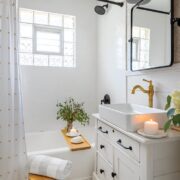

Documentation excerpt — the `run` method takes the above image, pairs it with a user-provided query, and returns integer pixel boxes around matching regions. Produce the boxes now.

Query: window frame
[132,26,150,63]
[18,8,76,68]
[33,25,64,56]
[132,38,139,62]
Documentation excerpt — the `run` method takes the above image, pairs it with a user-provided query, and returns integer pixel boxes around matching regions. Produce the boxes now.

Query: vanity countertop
[93,113,180,144]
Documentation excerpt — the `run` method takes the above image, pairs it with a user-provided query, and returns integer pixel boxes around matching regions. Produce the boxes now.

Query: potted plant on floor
[56,98,89,132]
[164,90,180,132]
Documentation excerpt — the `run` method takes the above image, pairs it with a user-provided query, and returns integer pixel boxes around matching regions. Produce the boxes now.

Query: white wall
[19,0,97,132]
[97,3,127,104]
[97,2,180,109]
[20,0,180,132]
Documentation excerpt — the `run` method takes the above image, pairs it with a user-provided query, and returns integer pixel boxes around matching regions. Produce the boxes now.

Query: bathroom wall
[97,0,180,109]
[20,0,180,132]
[97,3,127,104]
[19,0,97,132]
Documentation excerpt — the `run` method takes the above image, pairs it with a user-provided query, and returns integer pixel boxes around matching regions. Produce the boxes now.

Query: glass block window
[19,8,76,67]
[132,27,150,69]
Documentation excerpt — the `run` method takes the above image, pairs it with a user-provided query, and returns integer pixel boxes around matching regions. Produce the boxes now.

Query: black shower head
[94,4,109,15]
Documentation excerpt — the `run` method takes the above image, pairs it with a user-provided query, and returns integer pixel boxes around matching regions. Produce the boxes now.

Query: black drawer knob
[100,145,105,149]
[100,169,104,174]
[111,172,117,178]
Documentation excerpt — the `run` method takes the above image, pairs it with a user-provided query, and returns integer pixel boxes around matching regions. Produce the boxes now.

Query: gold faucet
[131,79,154,108]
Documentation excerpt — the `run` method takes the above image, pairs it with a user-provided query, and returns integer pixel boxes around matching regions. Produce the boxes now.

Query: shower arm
[97,0,124,7]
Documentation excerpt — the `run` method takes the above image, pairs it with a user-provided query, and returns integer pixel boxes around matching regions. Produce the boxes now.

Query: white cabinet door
[97,133,113,165]
[97,153,114,180]
[114,148,140,180]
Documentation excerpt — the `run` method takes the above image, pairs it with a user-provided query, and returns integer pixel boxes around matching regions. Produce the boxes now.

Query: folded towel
[28,155,72,180]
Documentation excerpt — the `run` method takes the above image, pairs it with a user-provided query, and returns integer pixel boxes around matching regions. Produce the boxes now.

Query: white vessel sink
[99,104,167,132]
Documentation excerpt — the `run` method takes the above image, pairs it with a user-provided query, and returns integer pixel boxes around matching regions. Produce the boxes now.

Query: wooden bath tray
[29,174,54,180]
[172,126,180,132]
[61,129,91,151]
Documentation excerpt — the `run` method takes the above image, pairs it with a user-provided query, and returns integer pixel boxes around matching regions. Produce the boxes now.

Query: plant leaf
[167,108,175,118]
[172,114,180,125]
[56,97,89,125]
[165,95,172,110]
[164,120,172,132]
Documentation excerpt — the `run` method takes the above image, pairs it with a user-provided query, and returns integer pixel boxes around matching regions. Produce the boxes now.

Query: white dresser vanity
[93,114,180,180]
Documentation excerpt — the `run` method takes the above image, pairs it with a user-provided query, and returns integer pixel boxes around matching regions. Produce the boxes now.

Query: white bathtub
[26,127,95,180]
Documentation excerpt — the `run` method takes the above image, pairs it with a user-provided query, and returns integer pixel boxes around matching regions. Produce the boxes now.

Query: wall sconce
[172,18,180,26]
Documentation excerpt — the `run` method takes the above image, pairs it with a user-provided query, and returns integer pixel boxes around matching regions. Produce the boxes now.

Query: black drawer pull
[117,139,133,151]
[100,145,105,149]
[100,169,104,174]
[98,126,108,134]
[111,172,117,178]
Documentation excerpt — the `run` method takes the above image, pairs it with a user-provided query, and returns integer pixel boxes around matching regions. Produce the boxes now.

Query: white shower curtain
[0,0,28,180]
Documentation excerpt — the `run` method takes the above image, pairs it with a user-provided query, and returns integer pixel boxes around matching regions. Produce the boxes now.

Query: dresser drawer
[97,153,114,180]
[97,120,115,139]
[97,133,113,165]
[97,120,140,162]
[113,130,140,162]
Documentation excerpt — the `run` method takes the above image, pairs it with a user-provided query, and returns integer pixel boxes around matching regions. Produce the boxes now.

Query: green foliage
[164,95,180,132]
[164,120,172,132]
[56,98,89,125]
[172,114,180,126]
[167,108,175,118]
[165,95,172,110]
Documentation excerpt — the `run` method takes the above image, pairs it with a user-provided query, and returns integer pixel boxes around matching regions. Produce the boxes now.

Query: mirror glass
[130,0,173,71]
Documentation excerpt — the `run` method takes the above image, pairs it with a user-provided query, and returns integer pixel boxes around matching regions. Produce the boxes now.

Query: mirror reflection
[131,0,173,71]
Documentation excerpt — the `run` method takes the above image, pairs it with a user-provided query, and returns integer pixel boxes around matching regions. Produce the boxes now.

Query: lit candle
[70,128,78,136]
[144,119,159,135]
[70,128,77,133]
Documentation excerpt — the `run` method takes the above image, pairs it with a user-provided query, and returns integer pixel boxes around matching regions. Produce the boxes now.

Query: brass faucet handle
[143,79,152,85]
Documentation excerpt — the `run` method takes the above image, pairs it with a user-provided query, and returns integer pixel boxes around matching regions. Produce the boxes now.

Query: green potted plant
[56,98,89,132]
[164,90,180,132]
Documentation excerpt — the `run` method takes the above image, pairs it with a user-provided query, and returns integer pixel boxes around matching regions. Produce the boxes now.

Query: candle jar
[144,120,159,135]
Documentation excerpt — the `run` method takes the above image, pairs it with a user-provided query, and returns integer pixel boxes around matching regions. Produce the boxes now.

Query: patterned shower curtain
[0,0,28,179]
